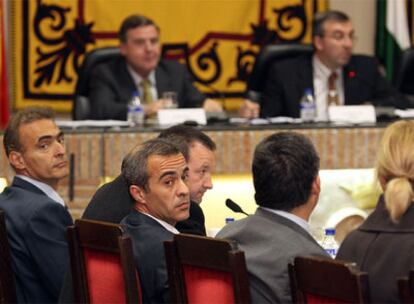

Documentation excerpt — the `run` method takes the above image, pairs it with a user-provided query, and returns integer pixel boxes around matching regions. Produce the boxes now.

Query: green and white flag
[376,0,411,81]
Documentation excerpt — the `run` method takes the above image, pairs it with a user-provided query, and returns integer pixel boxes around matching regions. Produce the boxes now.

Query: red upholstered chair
[398,270,414,303]
[67,219,142,303]
[288,256,369,304]
[0,209,17,304]
[164,233,251,304]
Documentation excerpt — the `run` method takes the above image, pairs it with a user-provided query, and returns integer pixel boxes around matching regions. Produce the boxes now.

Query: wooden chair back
[164,233,251,304]
[289,256,369,304]
[67,219,142,303]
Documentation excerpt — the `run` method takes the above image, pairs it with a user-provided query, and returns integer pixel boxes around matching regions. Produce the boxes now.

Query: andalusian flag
[376,0,411,81]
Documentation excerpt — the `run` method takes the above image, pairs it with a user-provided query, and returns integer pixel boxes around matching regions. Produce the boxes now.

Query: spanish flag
[0,0,8,129]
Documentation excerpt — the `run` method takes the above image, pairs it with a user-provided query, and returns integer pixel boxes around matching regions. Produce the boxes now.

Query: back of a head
[376,120,414,222]
[253,132,320,211]
[158,124,216,157]
[313,10,350,38]
[121,138,182,191]
[3,106,54,157]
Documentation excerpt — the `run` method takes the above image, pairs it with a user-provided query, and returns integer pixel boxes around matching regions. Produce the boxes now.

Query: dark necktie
[327,72,339,106]
[141,79,153,104]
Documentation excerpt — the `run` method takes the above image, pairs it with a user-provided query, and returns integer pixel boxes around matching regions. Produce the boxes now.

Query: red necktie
[328,72,339,106]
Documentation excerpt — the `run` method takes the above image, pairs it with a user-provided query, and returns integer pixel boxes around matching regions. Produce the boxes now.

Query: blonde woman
[337,120,414,303]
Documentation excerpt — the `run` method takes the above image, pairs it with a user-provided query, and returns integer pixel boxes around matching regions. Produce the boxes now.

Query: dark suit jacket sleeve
[157,60,206,108]
[180,67,206,108]
[26,203,73,298]
[261,62,288,118]
[369,59,407,108]
[88,64,129,120]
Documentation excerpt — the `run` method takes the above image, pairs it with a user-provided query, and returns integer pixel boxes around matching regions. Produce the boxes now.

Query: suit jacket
[121,209,173,304]
[82,175,206,235]
[0,177,73,303]
[337,196,414,303]
[89,57,206,120]
[58,175,206,303]
[216,208,329,304]
[261,54,405,118]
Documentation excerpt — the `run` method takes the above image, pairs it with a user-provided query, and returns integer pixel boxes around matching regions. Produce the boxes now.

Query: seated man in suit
[240,10,405,119]
[121,138,190,303]
[0,107,73,303]
[58,125,215,303]
[217,132,329,303]
[89,14,222,120]
[82,124,216,235]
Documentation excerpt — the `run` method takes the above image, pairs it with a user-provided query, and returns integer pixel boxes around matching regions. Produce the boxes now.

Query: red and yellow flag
[10,0,327,112]
[0,0,9,129]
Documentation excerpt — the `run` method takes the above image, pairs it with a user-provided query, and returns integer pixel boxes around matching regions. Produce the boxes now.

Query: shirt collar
[313,54,342,78]
[260,206,311,235]
[16,175,65,207]
[127,64,156,87]
[141,212,180,234]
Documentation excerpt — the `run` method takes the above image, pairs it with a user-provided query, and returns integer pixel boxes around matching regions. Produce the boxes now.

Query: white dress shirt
[127,65,158,101]
[261,206,312,236]
[141,212,180,234]
[313,55,344,121]
[16,175,65,207]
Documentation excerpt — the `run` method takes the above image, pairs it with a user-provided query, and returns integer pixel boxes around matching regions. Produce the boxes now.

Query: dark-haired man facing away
[217,132,329,303]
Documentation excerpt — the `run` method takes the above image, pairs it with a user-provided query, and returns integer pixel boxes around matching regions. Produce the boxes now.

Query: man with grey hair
[241,10,405,119]
[0,107,73,302]
[120,138,190,303]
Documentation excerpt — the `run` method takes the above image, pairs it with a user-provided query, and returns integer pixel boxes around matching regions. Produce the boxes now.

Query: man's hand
[144,100,165,117]
[239,99,260,118]
[203,98,223,112]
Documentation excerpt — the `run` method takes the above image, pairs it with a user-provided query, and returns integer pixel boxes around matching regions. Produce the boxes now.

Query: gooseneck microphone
[225,199,250,216]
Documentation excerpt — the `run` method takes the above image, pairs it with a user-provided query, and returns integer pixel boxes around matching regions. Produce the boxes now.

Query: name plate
[157,108,207,126]
[328,105,376,124]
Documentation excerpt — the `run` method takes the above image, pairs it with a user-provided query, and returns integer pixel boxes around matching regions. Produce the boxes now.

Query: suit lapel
[155,61,171,97]
[118,58,139,101]
[342,60,358,104]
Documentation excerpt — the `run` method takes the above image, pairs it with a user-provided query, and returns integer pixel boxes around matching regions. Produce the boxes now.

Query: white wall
[330,0,376,55]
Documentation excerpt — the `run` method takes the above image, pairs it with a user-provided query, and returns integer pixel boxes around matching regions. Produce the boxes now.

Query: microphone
[225,199,249,216]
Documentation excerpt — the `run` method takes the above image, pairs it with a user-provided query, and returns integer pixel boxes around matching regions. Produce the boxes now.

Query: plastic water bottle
[127,91,144,126]
[321,228,339,258]
[300,88,316,122]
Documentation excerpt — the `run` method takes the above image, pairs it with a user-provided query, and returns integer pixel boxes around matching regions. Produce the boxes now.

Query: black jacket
[261,54,406,118]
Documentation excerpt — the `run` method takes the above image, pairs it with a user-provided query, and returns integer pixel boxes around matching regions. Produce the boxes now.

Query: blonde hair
[376,120,414,223]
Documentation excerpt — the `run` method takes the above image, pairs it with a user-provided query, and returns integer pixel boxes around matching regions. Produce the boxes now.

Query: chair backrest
[0,209,17,304]
[398,270,414,303]
[73,47,122,120]
[164,234,251,304]
[67,219,142,304]
[289,256,369,304]
[395,47,414,95]
[246,43,313,102]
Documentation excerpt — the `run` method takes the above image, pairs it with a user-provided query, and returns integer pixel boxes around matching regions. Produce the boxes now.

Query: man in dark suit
[89,14,222,120]
[240,10,405,119]
[217,132,329,303]
[58,125,215,303]
[82,124,216,236]
[0,107,73,303]
[120,138,190,303]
